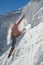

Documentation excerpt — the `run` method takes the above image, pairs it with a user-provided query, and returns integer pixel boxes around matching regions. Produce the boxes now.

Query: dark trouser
[8,35,17,58]
[11,35,17,49]
[11,34,20,48]
[8,35,20,58]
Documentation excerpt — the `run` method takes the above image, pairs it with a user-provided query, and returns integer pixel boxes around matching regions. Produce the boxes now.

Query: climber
[8,14,26,58]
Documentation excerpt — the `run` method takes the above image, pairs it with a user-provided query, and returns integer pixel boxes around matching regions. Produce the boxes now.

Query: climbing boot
[8,47,14,58]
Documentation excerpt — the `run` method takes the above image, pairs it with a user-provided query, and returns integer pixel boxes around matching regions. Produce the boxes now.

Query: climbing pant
[8,35,17,58]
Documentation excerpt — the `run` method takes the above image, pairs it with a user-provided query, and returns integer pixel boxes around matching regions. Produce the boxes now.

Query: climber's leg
[8,35,16,58]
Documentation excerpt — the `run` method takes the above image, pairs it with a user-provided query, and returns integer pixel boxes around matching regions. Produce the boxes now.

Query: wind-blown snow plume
[7,24,13,45]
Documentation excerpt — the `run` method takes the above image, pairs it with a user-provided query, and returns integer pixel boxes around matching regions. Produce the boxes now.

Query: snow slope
[0,0,43,65]
[22,0,43,27]
[0,22,43,65]
[0,0,43,55]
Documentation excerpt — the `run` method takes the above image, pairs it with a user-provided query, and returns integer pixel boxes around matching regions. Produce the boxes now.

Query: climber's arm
[20,28,26,34]
[17,14,25,25]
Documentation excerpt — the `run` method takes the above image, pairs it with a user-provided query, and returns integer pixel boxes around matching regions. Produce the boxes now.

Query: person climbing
[8,14,26,58]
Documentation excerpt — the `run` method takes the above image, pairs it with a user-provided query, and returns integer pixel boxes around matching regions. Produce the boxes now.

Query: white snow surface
[0,22,43,65]
[0,0,43,65]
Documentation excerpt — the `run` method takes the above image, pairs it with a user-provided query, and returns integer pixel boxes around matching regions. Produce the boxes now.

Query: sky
[0,0,31,15]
